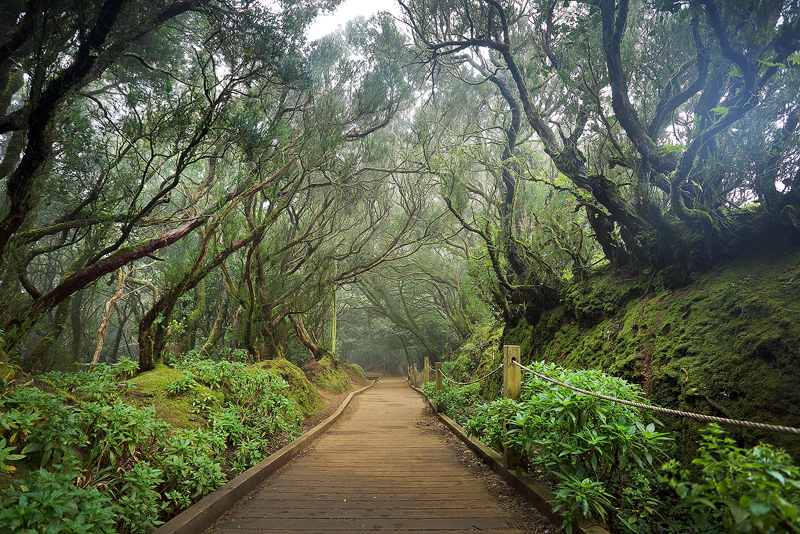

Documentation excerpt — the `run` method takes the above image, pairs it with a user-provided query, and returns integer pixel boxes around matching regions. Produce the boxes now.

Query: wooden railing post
[412,366,418,388]
[423,357,430,385]
[435,362,443,413]
[503,345,521,469]
[503,345,521,401]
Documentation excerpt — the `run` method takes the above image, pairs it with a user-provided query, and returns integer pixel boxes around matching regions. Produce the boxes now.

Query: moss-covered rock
[301,355,355,393]
[126,364,223,429]
[342,360,367,382]
[258,358,322,415]
[0,360,22,382]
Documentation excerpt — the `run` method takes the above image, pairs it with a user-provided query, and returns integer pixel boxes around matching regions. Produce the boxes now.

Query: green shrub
[663,424,800,533]
[421,371,483,426]
[165,374,199,397]
[0,461,116,534]
[459,362,673,533]
[158,431,225,513]
[116,463,164,533]
[1,354,304,533]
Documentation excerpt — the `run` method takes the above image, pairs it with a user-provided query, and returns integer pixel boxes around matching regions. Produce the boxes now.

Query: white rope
[514,361,800,436]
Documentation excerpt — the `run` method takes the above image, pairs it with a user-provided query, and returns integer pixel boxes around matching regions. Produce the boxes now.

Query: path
[212,377,526,533]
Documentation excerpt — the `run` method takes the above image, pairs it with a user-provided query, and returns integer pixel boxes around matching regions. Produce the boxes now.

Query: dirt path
[212,377,555,533]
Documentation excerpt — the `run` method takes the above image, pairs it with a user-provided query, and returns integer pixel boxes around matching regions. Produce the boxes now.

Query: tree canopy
[1,0,799,371]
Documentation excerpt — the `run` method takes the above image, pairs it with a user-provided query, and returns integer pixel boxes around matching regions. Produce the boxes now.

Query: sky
[306,0,402,41]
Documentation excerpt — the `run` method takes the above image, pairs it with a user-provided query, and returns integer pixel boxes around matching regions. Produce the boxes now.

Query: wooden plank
[221,517,513,530]
[230,501,500,511]
[212,378,526,534]
[231,508,509,519]
[218,530,526,534]
[249,490,493,499]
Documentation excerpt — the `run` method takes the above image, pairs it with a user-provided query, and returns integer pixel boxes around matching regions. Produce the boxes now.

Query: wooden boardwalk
[213,377,525,534]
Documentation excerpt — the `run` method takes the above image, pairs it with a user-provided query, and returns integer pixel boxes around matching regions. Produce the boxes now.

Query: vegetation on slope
[504,246,800,460]
[0,353,360,533]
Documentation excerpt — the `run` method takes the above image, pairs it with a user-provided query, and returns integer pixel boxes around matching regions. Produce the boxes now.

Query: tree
[399,0,800,297]
[0,0,340,366]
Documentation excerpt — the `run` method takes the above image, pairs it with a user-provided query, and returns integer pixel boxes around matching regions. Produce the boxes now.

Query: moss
[126,364,223,430]
[301,355,352,393]
[469,247,800,463]
[258,358,322,415]
[342,360,367,381]
[0,360,22,382]
[441,320,505,400]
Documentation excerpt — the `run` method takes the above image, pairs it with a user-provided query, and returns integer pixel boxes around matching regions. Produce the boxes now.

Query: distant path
[213,377,525,533]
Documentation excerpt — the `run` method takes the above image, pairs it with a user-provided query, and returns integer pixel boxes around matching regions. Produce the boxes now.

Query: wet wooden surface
[213,377,524,533]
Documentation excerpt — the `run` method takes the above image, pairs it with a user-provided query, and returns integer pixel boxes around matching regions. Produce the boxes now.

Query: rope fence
[513,360,800,436]
[408,346,800,437]
[426,360,504,386]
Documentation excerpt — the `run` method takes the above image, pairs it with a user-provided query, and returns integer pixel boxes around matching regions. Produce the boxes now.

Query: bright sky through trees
[306,0,401,40]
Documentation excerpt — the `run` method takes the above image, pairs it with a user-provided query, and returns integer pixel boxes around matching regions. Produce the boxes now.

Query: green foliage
[663,425,800,533]
[511,246,800,463]
[0,352,304,532]
[116,463,164,533]
[258,358,322,416]
[458,362,673,532]
[165,373,199,396]
[0,461,116,534]
[551,474,612,534]
[0,438,25,473]
[173,354,303,475]
[159,431,225,512]
[421,379,482,427]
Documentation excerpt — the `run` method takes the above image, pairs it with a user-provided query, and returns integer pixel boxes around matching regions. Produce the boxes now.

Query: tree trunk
[69,288,85,365]
[3,214,208,352]
[108,301,129,363]
[19,253,85,371]
[91,268,126,365]
[185,279,205,351]
[291,314,327,359]
[137,292,178,371]
[21,297,71,373]
[199,287,227,357]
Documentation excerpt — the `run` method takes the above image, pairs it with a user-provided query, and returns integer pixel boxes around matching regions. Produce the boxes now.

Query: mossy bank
[469,246,800,461]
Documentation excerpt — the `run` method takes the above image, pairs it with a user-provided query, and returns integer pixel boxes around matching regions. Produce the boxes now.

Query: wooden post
[412,366,418,388]
[435,362,443,413]
[503,345,521,469]
[503,345,521,401]
[423,357,430,385]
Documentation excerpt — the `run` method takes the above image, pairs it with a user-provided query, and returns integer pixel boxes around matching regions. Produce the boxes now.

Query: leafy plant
[158,431,225,513]
[421,378,483,426]
[191,391,218,415]
[116,463,165,534]
[663,424,800,533]
[457,362,673,532]
[552,473,612,534]
[0,462,117,534]
[165,374,199,397]
[0,438,25,473]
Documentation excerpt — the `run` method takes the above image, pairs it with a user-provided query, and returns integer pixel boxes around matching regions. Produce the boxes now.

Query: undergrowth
[424,362,800,534]
[0,354,303,533]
